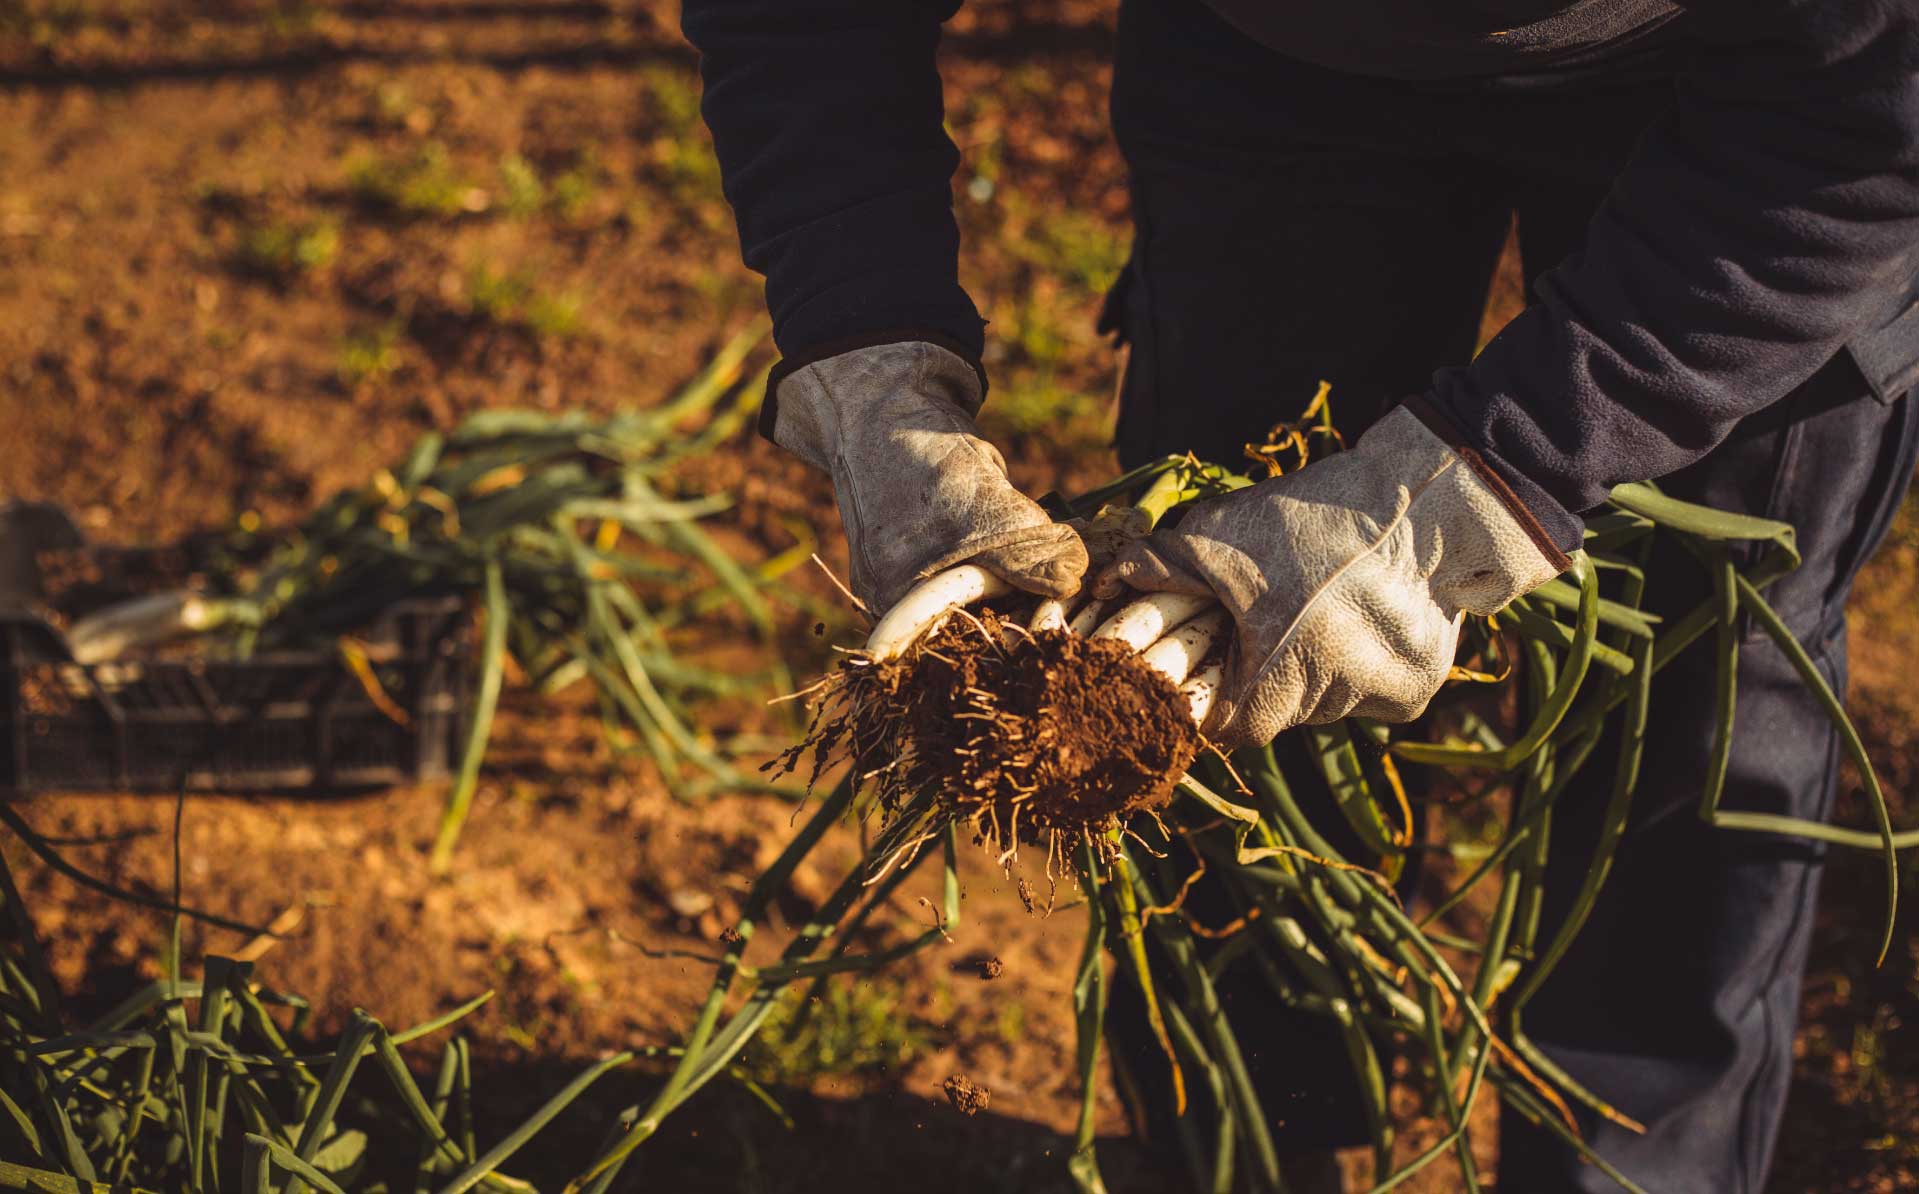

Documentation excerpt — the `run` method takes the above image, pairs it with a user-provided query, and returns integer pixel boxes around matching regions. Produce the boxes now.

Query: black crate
[0,598,469,795]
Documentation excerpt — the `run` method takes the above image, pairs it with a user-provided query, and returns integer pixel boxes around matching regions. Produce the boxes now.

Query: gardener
[681,1,1919,1190]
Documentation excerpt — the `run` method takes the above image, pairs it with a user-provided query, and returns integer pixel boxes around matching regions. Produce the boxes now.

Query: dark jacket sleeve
[1426,0,1919,549]
[680,0,986,363]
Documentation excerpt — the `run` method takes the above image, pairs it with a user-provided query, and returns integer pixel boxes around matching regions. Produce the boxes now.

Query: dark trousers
[1102,1,1919,1189]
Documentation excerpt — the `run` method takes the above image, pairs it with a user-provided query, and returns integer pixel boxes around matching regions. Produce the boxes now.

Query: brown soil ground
[2,3,1916,1192]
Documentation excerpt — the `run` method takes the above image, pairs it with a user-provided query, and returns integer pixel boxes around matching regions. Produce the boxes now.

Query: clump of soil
[942,1074,991,1117]
[774,608,1202,868]
[904,620,1196,828]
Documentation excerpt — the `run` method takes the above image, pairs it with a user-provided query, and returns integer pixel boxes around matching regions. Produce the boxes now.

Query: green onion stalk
[0,813,661,1193]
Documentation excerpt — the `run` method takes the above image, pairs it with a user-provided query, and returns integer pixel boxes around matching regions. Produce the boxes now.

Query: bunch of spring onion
[565,437,1914,1194]
[0,825,671,1194]
[61,323,803,869]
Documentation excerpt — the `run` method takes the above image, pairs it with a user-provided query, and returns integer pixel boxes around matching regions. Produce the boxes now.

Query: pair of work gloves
[769,341,1567,749]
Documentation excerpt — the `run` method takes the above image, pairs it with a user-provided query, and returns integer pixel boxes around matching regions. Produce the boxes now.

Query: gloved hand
[768,340,1088,614]
[1095,404,1569,748]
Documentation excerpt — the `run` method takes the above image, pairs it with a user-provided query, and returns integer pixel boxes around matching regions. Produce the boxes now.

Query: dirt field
[2,2,1915,1191]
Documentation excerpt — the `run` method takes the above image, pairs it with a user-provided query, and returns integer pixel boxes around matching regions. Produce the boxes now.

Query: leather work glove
[1096,404,1570,749]
[767,340,1088,614]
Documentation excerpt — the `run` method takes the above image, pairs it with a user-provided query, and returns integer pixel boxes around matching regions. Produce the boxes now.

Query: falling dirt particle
[718,926,743,947]
[813,621,826,637]
[942,1075,989,1117]
[980,956,1004,980]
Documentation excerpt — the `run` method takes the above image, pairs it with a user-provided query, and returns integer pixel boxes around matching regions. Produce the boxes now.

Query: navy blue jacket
[681,0,1919,544]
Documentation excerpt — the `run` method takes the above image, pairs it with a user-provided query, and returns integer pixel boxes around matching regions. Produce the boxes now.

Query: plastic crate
[0,598,469,795]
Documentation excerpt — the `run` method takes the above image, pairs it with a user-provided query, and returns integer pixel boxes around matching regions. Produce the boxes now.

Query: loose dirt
[943,1074,992,1117]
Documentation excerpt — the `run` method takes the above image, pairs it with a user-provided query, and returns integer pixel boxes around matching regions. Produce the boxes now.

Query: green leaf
[1067,843,1109,1194]
[429,554,510,872]
[244,1134,350,1194]
[1608,482,1799,566]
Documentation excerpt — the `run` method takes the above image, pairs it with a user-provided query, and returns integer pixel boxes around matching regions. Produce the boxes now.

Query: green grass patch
[984,377,1102,437]
[467,264,583,338]
[1001,190,1128,295]
[741,977,931,1084]
[637,65,725,219]
[994,999,1027,1046]
[346,142,487,218]
[638,64,704,137]
[337,317,406,385]
[499,152,546,218]
[266,0,321,36]
[550,160,598,219]
[977,288,1110,447]
[234,216,339,278]
[498,151,600,221]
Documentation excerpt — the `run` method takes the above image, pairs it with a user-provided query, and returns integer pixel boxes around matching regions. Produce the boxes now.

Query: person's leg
[1106,0,1512,472]
[1101,0,1512,1180]
[1494,183,1919,1192]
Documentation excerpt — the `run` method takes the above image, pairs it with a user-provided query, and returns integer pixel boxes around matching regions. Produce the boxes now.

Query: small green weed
[639,64,703,136]
[467,264,583,338]
[692,265,760,318]
[994,999,1027,1046]
[337,317,406,385]
[1002,190,1128,295]
[985,377,1103,438]
[550,160,598,219]
[525,291,582,338]
[235,217,339,278]
[346,143,486,218]
[978,287,1109,444]
[650,137,723,212]
[267,0,321,36]
[638,66,724,217]
[499,153,546,218]
[372,80,413,123]
[365,79,436,134]
[497,152,599,220]
[742,977,930,1084]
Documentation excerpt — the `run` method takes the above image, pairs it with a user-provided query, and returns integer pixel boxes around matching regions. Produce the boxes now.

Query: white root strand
[1180,659,1225,726]
[1091,591,1215,652]
[996,605,1037,652]
[1138,609,1228,686]
[864,565,1013,660]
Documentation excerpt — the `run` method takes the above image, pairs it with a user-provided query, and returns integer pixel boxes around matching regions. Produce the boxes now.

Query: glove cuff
[760,332,988,446]
[1399,397,1573,574]
[764,339,988,474]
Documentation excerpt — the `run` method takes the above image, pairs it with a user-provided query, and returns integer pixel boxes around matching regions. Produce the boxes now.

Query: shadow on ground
[391,1055,1171,1194]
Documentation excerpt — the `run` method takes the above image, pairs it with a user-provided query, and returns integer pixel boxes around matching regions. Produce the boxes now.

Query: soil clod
[777,610,1202,867]
[942,1074,990,1117]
